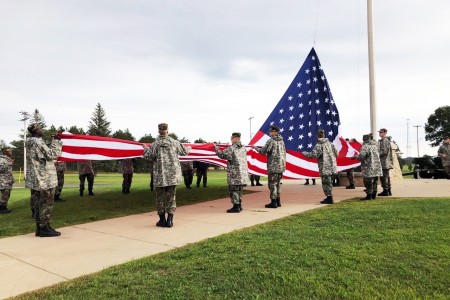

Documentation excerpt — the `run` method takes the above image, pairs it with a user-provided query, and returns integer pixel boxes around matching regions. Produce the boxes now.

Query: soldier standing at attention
[180,161,194,189]
[377,128,393,196]
[194,161,209,187]
[302,129,338,204]
[119,158,134,194]
[352,134,382,200]
[250,175,263,186]
[0,147,15,214]
[253,125,286,208]
[214,132,249,213]
[78,160,95,196]
[437,135,450,179]
[54,161,66,202]
[143,123,190,228]
[26,123,63,237]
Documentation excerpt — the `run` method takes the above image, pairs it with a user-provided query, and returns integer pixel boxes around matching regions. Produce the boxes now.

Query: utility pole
[19,111,30,180]
[413,125,422,157]
[367,0,377,138]
[248,117,254,142]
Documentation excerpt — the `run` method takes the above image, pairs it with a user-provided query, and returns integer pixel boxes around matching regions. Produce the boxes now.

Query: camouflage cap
[158,123,168,130]
[378,128,387,133]
[363,134,371,141]
[270,125,279,132]
[27,123,41,134]
[231,132,241,138]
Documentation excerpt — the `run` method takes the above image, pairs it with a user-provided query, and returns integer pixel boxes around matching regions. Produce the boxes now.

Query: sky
[1,0,449,157]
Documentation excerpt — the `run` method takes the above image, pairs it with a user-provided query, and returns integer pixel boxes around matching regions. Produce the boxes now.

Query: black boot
[0,205,11,214]
[79,189,84,197]
[239,201,243,211]
[320,196,334,204]
[31,208,36,218]
[166,213,174,228]
[360,194,372,201]
[276,197,281,207]
[312,179,316,185]
[54,194,64,202]
[346,183,355,189]
[372,192,377,200]
[265,199,278,208]
[304,180,310,185]
[88,190,95,196]
[122,187,126,194]
[227,204,241,213]
[126,188,130,194]
[47,224,61,235]
[388,188,392,196]
[378,189,389,196]
[156,214,166,227]
[38,224,61,237]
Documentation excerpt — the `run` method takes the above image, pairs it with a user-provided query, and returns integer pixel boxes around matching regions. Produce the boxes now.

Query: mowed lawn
[0,170,246,238]
[13,197,450,300]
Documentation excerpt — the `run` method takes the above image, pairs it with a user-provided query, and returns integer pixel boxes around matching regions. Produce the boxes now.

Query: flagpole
[367,0,377,137]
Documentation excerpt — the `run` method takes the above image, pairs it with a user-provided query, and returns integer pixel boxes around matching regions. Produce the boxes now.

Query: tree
[179,137,190,143]
[168,133,178,140]
[87,103,111,137]
[29,109,47,129]
[112,129,135,141]
[138,134,155,143]
[194,138,207,143]
[68,125,86,135]
[425,105,450,146]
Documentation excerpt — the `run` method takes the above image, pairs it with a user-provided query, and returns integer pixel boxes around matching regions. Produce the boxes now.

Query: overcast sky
[1,0,449,156]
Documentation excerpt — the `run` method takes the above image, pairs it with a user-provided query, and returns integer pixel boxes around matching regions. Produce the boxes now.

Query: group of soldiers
[1,122,449,235]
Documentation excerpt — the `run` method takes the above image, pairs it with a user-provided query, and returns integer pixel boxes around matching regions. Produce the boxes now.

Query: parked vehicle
[412,156,448,179]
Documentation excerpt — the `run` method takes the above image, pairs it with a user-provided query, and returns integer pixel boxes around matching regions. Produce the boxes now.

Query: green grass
[1,170,245,238]
[13,198,450,300]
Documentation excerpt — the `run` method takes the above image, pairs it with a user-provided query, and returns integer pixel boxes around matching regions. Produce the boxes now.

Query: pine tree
[29,109,47,129]
[87,103,111,137]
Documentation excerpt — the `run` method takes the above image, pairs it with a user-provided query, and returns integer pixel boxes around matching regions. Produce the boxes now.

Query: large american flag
[248,47,360,178]
[57,48,360,178]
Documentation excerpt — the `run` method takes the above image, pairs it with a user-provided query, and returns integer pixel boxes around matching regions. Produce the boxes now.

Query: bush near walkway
[15,198,450,300]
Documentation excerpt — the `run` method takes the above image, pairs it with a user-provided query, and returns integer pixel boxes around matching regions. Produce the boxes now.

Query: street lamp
[413,125,422,157]
[19,111,30,180]
[248,117,254,141]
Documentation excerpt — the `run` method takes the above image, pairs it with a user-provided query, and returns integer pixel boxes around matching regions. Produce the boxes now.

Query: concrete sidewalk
[1,179,449,299]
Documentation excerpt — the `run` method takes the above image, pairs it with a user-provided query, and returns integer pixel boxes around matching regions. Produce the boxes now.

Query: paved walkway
[1,179,449,299]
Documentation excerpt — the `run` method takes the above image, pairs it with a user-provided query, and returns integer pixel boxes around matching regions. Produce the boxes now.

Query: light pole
[406,119,410,163]
[19,111,30,180]
[413,125,422,157]
[248,117,254,142]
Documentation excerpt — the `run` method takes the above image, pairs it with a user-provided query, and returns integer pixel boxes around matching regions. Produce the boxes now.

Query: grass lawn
[1,170,249,238]
[13,197,450,300]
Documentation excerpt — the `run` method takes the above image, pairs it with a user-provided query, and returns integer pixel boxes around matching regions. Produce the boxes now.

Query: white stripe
[62,139,143,150]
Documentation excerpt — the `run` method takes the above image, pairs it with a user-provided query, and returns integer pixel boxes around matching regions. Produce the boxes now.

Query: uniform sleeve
[255,139,272,155]
[37,139,62,161]
[302,144,322,158]
[356,146,368,161]
[378,139,390,158]
[143,144,156,160]
[0,160,7,173]
[177,142,191,156]
[215,145,233,160]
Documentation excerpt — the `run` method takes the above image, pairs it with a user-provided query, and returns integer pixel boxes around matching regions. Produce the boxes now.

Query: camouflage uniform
[55,161,66,199]
[303,138,338,197]
[378,136,393,191]
[78,161,95,196]
[143,135,190,214]
[356,139,382,196]
[25,137,63,227]
[214,142,249,205]
[119,159,134,193]
[254,133,286,201]
[148,160,154,191]
[437,142,450,177]
[194,161,209,187]
[180,161,194,188]
[0,154,15,208]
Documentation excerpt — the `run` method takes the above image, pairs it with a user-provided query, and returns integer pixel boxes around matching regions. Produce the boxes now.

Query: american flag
[249,47,360,178]
[57,48,360,177]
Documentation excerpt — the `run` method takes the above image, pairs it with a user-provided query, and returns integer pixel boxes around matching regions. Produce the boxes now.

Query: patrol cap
[231,132,241,138]
[270,125,279,132]
[378,128,387,133]
[363,134,371,141]
[158,123,168,131]
[27,123,41,134]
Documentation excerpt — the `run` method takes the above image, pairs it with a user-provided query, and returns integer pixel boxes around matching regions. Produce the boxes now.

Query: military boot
[377,189,389,196]
[79,186,84,197]
[265,199,277,208]
[320,196,334,204]
[156,214,166,227]
[47,224,61,235]
[125,188,130,194]
[276,197,281,207]
[371,192,377,200]
[38,224,61,237]
[239,201,243,211]
[166,213,174,228]
[31,208,36,218]
[54,194,64,202]
[227,204,241,213]
[122,187,126,194]
[0,205,11,214]
[88,189,95,196]
[360,194,372,201]
[346,183,355,189]
[388,188,392,196]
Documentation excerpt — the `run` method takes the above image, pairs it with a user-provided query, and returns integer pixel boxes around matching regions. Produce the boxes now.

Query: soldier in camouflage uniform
[302,130,338,204]
[377,128,393,196]
[148,159,154,191]
[437,135,450,179]
[353,134,382,200]
[119,158,134,194]
[54,161,66,202]
[26,124,63,237]
[143,123,190,228]
[253,125,286,208]
[194,161,209,187]
[78,160,95,196]
[0,147,15,214]
[180,161,194,189]
[214,132,249,213]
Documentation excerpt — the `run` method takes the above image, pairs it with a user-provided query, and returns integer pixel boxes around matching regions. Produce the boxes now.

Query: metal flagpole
[367,0,377,138]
